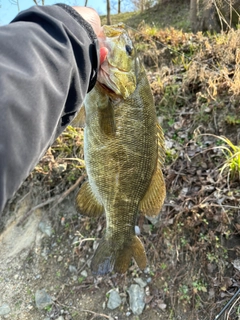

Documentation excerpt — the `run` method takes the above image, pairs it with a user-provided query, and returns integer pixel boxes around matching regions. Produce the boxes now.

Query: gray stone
[69,265,77,274]
[80,270,88,277]
[134,277,147,288]
[146,214,161,225]
[56,316,64,320]
[233,259,240,272]
[107,289,122,310]
[0,303,11,316]
[127,284,145,315]
[35,289,52,310]
[134,226,140,235]
[38,221,52,237]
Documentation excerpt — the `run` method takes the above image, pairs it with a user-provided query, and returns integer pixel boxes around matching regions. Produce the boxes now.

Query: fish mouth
[98,82,115,95]
[97,66,122,98]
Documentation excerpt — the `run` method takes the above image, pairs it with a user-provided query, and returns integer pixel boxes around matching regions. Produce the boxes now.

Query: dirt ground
[0,193,175,320]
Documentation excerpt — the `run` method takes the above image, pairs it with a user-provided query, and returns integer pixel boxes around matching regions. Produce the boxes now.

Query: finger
[99,47,108,64]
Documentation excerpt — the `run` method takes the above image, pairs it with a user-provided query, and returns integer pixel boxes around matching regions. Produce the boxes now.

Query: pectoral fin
[98,100,116,136]
[76,181,104,217]
[139,123,166,217]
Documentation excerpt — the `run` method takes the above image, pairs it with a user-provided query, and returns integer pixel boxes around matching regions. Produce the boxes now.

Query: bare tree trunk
[190,0,198,32]
[107,0,111,25]
[201,0,221,33]
[85,0,88,6]
[32,0,44,4]
[118,0,121,13]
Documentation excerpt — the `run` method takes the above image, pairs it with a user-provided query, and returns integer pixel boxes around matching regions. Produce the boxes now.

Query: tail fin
[91,236,147,275]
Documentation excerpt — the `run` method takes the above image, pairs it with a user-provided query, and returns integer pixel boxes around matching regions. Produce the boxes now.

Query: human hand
[72,6,108,65]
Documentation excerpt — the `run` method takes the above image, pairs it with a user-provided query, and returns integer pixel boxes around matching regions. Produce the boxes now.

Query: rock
[107,289,122,310]
[134,278,147,288]
[38,221,52,237]
[0,303,11,316]
[80,270,88,277]
[56,316,64,320]
[134,226,140,235]
[69,265,78,274]
[127,284,145,315]
[232,259,240,272]
[54,163,67,173]
[35,289,52,310]
[146,214,161,226]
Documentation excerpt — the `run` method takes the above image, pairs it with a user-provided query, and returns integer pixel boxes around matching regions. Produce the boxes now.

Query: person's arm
[0,4,99,213]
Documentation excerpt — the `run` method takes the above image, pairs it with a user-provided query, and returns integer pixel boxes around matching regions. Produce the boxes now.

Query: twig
[17,174,86,226]
[51,174,86,208]
[54,299,112,319]
[226,294,240,319]
[214,288,240,320]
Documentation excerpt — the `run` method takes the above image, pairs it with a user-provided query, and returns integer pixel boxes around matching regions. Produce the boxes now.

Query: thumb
[99,47,108,64]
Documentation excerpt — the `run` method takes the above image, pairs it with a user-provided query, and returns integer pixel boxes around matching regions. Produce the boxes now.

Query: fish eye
[125,44,133,56]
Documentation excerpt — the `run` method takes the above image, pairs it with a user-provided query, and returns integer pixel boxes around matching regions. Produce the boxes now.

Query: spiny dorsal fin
[139,123,166,217]
[76,181,104,217]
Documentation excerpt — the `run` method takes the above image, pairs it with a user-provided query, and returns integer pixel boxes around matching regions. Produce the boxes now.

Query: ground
[1,3,240,320]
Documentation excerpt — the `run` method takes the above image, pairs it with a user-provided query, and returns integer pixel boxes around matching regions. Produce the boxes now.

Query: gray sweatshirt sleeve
[0,4,99,212]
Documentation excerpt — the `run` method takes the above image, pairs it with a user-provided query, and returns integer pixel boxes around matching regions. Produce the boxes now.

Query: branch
[17,174,86,226]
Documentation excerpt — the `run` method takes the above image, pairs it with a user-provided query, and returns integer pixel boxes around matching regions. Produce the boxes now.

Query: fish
[75,24,166,275]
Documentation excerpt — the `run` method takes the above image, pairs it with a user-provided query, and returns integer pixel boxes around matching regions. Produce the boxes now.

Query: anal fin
[76,181,104,217]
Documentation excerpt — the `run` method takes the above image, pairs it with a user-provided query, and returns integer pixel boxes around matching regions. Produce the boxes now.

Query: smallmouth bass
[76,24,166,275]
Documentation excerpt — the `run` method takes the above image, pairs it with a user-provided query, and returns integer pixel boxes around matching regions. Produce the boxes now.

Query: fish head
[98,24,138,99]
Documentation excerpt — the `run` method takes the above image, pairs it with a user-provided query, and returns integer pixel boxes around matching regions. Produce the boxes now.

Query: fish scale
[75,24,166,275]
